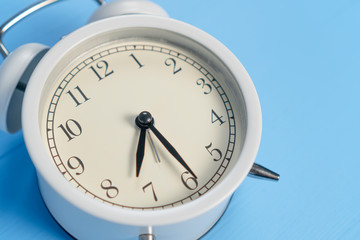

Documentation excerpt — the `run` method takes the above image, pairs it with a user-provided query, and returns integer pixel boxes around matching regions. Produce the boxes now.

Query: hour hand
[136,127,146,177]
[135,111,154,177]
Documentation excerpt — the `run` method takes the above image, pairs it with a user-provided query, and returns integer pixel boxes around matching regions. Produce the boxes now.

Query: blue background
[1,0,360,239]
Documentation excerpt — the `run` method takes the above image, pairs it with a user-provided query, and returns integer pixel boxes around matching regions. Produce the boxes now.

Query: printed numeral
[101,179,119,199]
[66,86,90,107]
[211,109,225,126]
[196,78,212,94]
[142,182,158,202]
[89,60,114,81]
[165,57,182,75]
[58,119,82,141]
[129,53,144,68]
[67,156,85,175]
[181,171,198,190]
[205,143,222,162]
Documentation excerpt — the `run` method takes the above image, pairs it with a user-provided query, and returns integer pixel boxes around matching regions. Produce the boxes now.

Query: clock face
[40,38,243,209]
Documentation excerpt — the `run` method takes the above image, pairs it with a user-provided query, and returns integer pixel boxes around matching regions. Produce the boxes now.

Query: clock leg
[139,234,155,240]
[249,163,280,181]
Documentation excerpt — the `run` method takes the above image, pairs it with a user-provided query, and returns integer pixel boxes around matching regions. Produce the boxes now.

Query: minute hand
[149,124,197,179]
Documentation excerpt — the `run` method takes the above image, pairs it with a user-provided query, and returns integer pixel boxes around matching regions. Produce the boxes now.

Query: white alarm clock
[0,1,279,239]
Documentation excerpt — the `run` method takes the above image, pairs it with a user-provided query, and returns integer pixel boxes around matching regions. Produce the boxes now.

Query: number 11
[66,86,90,107]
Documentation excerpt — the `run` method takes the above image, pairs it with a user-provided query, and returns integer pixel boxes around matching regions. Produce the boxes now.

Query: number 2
[165,57,182,75]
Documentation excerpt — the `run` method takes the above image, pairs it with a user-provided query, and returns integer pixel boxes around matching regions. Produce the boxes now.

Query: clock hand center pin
[136,111,154,129]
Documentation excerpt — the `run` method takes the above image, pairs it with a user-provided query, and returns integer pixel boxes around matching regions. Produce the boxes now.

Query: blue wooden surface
[1,0,360,239]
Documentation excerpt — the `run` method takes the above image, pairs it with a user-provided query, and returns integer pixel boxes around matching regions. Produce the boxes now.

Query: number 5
[205,143,223,161]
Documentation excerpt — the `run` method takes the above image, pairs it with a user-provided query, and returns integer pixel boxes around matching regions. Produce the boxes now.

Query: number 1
[129,53,144,68]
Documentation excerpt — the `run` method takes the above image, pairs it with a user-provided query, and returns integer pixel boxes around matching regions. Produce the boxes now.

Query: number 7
[142,182,158,202]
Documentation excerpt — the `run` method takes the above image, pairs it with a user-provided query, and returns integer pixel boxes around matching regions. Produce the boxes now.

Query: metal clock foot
[139,234,156,240]
[249,163,280,181]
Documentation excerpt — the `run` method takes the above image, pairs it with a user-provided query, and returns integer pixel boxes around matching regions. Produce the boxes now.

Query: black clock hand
[135,111,154,177]
[149,122,197,179]
[136,126,146,177]
[136,111,197,179]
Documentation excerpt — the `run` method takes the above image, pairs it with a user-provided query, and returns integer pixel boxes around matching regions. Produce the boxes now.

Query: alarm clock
[0,1,279,239]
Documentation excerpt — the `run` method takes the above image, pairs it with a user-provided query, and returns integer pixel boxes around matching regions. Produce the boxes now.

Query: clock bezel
[22,15,262,226]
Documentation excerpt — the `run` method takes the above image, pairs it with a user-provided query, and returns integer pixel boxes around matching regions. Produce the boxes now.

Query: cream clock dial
[41,40,241,209]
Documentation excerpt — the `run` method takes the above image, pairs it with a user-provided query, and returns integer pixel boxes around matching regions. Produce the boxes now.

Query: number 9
[67,156,85,175]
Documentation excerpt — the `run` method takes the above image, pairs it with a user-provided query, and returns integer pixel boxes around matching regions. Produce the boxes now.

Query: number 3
[196,78,212,94]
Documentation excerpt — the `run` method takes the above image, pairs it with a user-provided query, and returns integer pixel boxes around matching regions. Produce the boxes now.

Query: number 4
[211,109,225,126]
